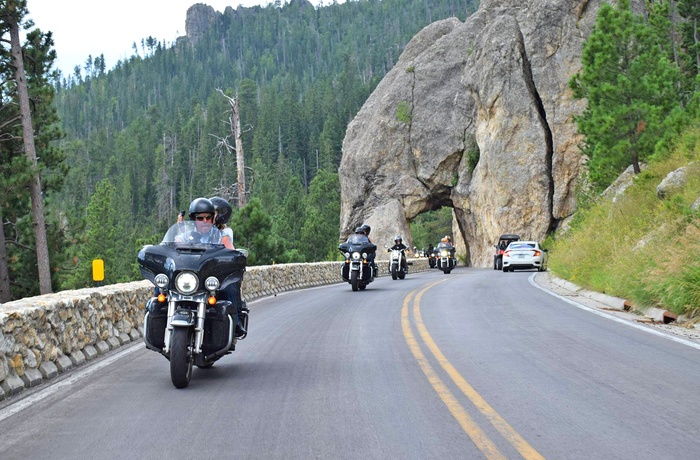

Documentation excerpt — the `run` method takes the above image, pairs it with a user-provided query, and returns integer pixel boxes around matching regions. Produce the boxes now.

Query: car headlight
[154,274,169,288]
[352,252,361,260]
[175,271,198,295]
[205,276,220,291]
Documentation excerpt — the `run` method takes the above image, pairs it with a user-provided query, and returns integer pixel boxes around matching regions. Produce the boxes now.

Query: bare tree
[214,88,249,208]
[4,3,52,294]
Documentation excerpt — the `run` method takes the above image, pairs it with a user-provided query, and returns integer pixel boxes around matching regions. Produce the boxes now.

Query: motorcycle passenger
[210,196,235,249]
[360,224,378,277]
[209,197,247,338]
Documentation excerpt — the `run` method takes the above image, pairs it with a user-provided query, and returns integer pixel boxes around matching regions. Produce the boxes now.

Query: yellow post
[92,259,105,283]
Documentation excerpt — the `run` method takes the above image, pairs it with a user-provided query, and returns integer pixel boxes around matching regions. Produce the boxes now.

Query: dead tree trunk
[9,15,53,294]
[216,89,247,208]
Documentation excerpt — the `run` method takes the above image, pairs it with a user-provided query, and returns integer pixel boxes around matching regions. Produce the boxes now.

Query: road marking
[0,343,142,423]
[528,273,700,351]
[412,282,545,460]
[401,285,507,460]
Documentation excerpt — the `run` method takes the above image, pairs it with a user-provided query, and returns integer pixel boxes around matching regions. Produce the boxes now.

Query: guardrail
[0,258,430,400]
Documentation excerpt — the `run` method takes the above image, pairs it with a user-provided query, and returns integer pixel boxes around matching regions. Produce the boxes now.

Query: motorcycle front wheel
[351,271,360,291]
[391,264,398,280]
[170,327,193,388]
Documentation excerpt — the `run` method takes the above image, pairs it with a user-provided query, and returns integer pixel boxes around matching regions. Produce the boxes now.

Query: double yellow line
[401,280,545,460]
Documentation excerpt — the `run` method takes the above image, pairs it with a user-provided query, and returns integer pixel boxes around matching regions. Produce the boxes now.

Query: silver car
[502,241,548,272]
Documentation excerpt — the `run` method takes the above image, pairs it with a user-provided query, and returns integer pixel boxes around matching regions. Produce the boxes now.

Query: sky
[24,0,282,77]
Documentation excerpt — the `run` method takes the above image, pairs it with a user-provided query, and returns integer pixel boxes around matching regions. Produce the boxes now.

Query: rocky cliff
[339,0,643,266]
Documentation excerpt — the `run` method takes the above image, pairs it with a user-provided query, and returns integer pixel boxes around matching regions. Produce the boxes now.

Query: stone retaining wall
[0,258,430,400]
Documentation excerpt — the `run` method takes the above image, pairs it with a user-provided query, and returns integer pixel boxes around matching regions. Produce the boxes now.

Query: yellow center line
[412,282,546,460]
[401,286,507,460]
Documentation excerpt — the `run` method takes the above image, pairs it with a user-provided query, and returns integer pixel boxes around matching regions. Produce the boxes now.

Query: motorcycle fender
[350,262,361,271]
[171,308,195,327]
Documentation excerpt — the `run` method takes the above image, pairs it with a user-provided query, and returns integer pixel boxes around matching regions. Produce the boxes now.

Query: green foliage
[410,207,453,251]
[569,0,681,191]
[395,100,412,124]
[549,123,700,316]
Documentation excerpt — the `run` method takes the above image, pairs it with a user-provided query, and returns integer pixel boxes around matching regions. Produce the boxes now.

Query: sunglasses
[195,215,213,221]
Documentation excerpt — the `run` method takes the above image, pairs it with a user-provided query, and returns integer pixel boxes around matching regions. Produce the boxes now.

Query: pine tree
[569,0,681,190]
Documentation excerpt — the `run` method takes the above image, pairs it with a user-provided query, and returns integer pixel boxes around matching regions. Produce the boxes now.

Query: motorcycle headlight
[205,276,220,291]
[344,252,350,259]
[362,253,368,259]
[154,274,169,288]
[441,250,449,257]
[175,271,198,295]
[352,252,361,260]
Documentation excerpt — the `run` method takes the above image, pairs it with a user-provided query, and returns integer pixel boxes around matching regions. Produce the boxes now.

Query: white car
[502,241,548,272]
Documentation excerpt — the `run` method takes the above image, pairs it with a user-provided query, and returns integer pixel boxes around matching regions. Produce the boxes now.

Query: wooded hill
[3,0,475,299]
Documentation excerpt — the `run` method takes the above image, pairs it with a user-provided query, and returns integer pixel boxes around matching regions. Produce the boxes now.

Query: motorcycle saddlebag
[202,302,233,357]
[144,297,168,351]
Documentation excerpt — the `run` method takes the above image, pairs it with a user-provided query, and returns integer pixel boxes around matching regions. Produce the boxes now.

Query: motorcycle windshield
[339,234,377,253]
[162,221,223,247]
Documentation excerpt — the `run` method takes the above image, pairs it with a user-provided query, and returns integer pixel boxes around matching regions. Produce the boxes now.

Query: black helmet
[210,196,232,225]
[394,235,402,243]
[355,226,366,234]
[361,224,371,236]
[188,197,215,220]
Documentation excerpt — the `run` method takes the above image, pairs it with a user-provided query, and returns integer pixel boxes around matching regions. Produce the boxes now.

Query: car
[493,233,520,270]
[502,241,547,272]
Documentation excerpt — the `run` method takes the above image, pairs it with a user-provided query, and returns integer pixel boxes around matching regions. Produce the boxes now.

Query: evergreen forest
[0,0,474,300]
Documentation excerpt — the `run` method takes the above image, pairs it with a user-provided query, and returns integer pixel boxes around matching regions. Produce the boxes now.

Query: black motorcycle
[435,242,456,274]
[138,221,248,388]
[339,234,377,291]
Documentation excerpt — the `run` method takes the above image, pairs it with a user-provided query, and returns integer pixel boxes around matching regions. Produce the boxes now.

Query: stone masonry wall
[0,258,430,400]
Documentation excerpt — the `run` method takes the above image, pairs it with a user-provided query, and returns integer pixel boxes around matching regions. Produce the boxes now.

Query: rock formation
[339,0,643,266]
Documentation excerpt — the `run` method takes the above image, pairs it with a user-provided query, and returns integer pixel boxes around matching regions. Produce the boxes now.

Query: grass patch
[549,126,700,316]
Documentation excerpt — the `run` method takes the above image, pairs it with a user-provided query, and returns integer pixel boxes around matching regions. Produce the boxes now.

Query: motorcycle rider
[355,225,378,277]
[388,235,409,272]
[173,197,222,244]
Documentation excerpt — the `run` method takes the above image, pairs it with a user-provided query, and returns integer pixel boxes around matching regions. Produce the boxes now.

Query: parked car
[502,241,547,272]
[493,233,520,270]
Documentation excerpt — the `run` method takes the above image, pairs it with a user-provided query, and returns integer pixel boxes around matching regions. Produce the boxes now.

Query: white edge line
[0,343,142,423]
[528,273,700,351]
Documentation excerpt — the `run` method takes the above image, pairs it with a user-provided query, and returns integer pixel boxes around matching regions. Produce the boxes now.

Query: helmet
[394,235,402,243]
[188,197,215,220]
[361,224,371,236]
[355,226,366,234]
[444,235,451,242]
[210,196,232,225]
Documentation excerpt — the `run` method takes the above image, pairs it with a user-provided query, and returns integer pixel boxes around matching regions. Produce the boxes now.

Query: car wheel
[502,267,508,272]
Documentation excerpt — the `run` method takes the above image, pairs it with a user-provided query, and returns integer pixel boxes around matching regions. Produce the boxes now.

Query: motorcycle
[339,234,377,291]
[138,221,248,388]
[387,247,409,280]
[436,243,456,274]
[428,248,438,268]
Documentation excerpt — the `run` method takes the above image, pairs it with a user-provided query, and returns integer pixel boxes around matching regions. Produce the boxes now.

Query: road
[1,267,699,459]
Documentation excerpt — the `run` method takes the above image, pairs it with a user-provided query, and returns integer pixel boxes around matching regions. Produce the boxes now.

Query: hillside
[548,126,700,321]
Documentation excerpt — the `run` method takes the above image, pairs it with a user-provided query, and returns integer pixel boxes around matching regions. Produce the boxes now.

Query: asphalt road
[1,267,699,459]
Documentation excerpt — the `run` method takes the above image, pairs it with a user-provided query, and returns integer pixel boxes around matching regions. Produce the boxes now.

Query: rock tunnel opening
[408,206,455,255]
